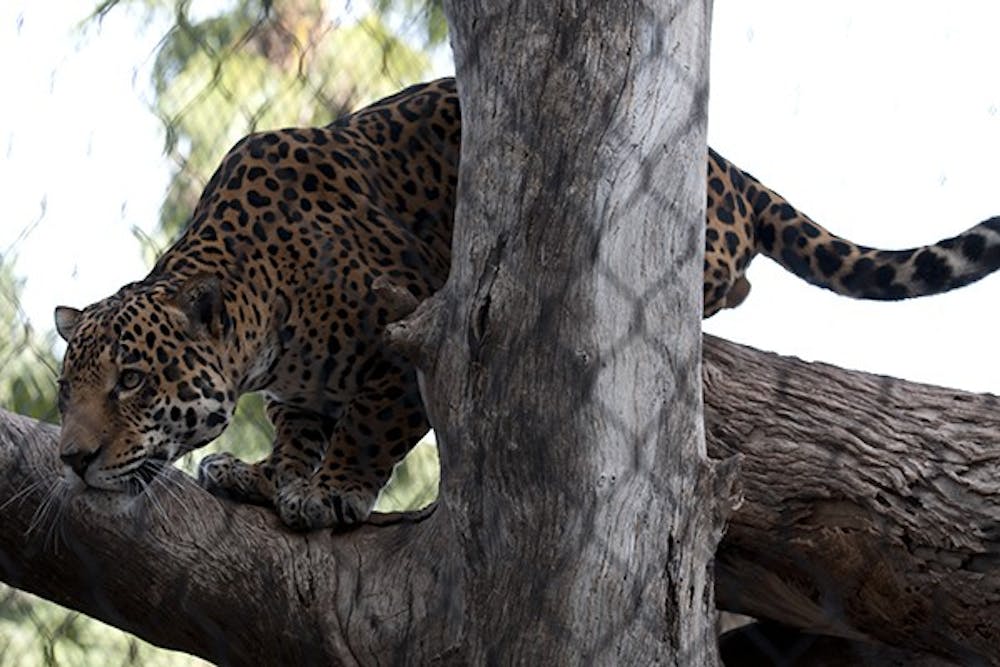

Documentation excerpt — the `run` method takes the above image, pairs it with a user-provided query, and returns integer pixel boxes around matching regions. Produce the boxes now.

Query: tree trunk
[393,0,723,661]
[1,0,722,664]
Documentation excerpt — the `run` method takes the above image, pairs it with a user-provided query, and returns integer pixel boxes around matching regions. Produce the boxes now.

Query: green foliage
[374,0,447,48]
[0,257,59,424]
[145,0,438,249]
[0,587,211,666]
[374,434,440,512]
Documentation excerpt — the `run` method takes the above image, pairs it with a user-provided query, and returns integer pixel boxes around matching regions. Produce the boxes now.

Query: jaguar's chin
[60,470,88,494]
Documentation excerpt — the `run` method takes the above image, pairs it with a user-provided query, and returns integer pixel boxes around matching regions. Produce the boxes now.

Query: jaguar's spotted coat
[54,78,1000,529]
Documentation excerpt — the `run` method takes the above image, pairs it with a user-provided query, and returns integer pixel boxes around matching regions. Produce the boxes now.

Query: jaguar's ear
[54,306,83,342]
[175,273,226,339]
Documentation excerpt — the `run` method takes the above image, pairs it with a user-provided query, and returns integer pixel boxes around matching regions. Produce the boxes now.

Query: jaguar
[54,77,1000,530]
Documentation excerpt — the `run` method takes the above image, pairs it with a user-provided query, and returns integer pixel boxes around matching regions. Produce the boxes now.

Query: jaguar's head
[54,274,236,491]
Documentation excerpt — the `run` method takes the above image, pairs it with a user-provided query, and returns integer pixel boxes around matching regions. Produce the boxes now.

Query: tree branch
[705,335,1000,663]
[4,337,998,663]
[0,413,458,665]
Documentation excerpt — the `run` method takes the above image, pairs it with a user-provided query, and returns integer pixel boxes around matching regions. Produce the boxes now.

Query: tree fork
[3,336,999,663]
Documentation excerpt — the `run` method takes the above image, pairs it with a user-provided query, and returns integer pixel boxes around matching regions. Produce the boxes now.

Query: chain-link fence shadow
[0,0,972,664]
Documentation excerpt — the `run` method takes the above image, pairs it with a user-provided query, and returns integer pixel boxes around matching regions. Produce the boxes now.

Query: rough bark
[3,335,999,664]
[0,411,459,665]
[407,0,723,662]
[705,336,1000,664]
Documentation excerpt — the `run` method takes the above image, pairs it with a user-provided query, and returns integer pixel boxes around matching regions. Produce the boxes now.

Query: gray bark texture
[2,333,999,664]
[1,0,726,664]
[706,337,1000,664]
[398,0,724,662]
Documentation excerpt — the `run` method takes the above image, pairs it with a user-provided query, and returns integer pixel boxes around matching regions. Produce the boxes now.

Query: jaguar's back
[54,77,1000,530]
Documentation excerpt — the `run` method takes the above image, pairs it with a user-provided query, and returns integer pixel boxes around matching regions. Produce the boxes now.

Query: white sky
[0,1,168,333]
[1,1,998,393]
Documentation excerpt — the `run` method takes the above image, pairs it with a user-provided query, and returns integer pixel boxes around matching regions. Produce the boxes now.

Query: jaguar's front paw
[196,452,274,505]
[274,478,376,531]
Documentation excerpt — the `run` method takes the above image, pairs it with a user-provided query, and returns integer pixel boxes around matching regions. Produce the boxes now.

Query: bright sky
[1,1,998,393]
[0,1,168,333]
[705,2,1000,393]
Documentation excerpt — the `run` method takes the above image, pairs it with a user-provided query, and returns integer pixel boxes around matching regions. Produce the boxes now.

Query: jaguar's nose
[60,444,102,479]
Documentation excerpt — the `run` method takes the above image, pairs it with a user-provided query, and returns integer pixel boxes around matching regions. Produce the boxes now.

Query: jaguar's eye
[118,369,146,391]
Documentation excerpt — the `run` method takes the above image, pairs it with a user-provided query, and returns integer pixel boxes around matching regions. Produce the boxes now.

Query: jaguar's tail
[732,154,1000,301]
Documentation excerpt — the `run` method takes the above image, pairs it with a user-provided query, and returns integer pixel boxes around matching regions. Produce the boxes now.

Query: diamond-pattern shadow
[0,0,947,664]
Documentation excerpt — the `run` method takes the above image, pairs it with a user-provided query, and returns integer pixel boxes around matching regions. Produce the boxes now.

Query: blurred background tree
[1,0,446,663]
[0,256,59,425]
[143,0,444,244]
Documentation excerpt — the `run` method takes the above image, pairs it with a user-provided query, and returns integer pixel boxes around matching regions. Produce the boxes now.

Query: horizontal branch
[705,335,1000,663]
[1,335,998,663]
[0,414,456,665]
